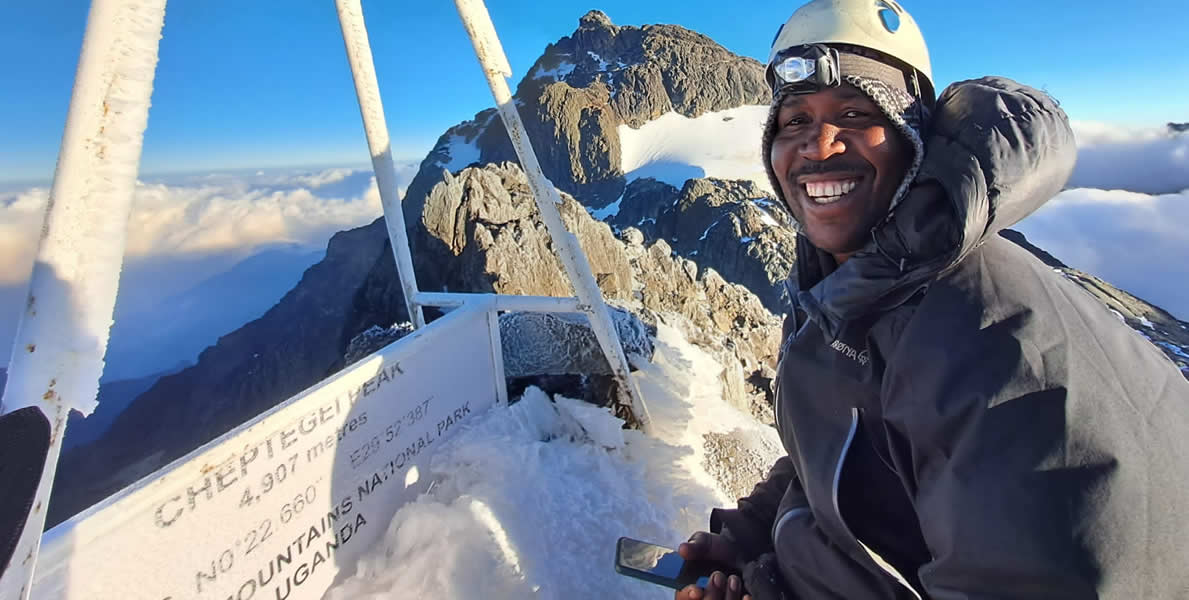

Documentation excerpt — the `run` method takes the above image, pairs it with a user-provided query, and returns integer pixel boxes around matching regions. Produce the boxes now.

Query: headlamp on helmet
[767,45,842,99]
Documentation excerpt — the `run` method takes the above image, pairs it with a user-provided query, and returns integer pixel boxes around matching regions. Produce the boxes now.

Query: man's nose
[799,123,846,161]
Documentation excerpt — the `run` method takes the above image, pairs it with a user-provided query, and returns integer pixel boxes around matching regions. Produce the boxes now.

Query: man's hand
[673,571,750,600]
[673,532,749,600]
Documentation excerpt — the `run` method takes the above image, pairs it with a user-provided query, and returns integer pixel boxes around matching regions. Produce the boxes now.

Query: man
[676,1,1189,598]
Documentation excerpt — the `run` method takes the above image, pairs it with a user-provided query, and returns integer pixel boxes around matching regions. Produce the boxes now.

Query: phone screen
[614,537,714,590]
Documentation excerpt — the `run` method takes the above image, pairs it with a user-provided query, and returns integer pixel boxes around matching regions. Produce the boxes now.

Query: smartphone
[614,536,719,590]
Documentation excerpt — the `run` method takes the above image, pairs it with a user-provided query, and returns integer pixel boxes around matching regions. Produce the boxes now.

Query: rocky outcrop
[610,177,797,314]
[413,161,633,299]
[409,161,782,416]
[517,10,769,128]
[619,232,783,421]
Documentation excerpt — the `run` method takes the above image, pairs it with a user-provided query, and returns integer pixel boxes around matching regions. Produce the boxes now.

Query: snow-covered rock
[325,323,784,599]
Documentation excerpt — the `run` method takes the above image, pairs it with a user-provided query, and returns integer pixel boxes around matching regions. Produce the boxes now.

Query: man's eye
[842,110,868,119]
[784,115,807,127]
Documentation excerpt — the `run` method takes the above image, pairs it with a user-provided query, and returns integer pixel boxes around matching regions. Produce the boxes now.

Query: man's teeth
[804,179,858,204]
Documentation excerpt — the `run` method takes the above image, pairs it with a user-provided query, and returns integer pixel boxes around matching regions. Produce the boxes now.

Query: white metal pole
[0,0,168,597]
[452,0,652,431]
[335,0,425,329]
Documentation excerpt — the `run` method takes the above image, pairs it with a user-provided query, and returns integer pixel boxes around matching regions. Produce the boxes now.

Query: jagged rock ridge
[401,9,768,226]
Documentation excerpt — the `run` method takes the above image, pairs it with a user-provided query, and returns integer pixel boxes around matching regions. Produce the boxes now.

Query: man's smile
[797,173,865,205]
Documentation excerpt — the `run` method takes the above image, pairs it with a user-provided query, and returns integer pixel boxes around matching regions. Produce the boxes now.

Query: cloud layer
[0,166,421,286]
[1068,122,1189,195]
[0,165,417,367]
[1016,187,1189,319]
[1012,123,1189,320]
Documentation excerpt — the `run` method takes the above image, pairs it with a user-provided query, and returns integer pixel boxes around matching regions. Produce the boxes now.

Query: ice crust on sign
[326,322,783,599]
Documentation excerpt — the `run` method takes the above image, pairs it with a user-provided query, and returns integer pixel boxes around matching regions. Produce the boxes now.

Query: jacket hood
[793,77,1077,339]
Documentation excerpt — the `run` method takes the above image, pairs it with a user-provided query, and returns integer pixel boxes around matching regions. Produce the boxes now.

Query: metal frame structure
[0,0,651,597]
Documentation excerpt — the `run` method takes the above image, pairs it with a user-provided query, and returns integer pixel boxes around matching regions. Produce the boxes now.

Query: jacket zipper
[832,408,923,600]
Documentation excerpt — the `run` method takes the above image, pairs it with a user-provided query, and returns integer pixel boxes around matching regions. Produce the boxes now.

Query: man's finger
[679,531,710,560]
[703,571,727,600]
[727,574,743,600]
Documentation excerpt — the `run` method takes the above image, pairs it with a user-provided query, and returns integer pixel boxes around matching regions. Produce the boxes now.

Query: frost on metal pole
[0,0,167,597]
[334,0,425,329]
[452,0,653,432]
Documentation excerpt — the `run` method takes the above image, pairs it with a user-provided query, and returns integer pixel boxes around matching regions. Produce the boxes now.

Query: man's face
[769,85,911,261]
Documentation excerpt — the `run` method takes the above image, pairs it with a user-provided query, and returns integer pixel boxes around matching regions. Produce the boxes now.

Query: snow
[591,193,624,220]
[1109,309,1126,323]
[326,322,783,599]
[739,236,754,244]
[532,60,576,82]
[587,50,610,71]
[618,106,774,192]
[699,219,722,241]
[752,200,781,227]
[1139,315,1156,329]
[442,134,481,172]
[1157,342,1189,361]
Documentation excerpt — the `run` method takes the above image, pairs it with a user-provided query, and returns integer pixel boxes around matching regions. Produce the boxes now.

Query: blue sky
[2,0,1186,184]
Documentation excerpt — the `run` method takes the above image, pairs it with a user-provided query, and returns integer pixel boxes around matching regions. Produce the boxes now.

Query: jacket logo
[830,339,870,366]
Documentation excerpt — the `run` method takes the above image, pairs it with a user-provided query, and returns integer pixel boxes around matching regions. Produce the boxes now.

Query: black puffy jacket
[712,78,1189,599]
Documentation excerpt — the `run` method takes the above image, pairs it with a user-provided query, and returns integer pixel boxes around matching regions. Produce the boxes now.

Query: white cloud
[1015,187,1189,320]
[289,167,358,188]
[0,166,423,285]
[0,165,419,366]
[1069,121,1189,195]
[123,176,381,258]
[0,188,46,285]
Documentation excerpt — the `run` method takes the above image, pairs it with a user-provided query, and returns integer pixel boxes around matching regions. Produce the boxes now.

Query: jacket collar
[791,182,959,341]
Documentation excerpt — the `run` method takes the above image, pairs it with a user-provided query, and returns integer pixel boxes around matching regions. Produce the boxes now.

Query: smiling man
[674,1,1189,599]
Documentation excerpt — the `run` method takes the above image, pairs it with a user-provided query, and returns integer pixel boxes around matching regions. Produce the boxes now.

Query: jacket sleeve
[709,455,798,563]
[717,462,916,600]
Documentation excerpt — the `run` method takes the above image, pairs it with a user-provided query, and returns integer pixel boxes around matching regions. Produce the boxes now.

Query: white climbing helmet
[767,0,933,100]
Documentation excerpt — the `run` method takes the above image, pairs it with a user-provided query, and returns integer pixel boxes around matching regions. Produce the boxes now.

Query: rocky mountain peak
[578,9,616,31]
[401,11,768,216]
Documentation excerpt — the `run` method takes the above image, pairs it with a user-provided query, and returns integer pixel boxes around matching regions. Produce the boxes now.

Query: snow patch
[1157,342,1189,361]
[591,193,624,220]
[699,219,722,241]
[587,50,610,71]
[327,323,783,598]
[532,60,576,82]
[442,134,481,172]
[618,106,773,191]
[1139,315,1156,329]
